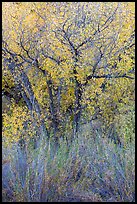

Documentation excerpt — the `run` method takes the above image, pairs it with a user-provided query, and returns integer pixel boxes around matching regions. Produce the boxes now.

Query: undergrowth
[2,124,135,202]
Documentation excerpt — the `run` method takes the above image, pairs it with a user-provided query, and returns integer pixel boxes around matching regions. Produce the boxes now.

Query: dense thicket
[2,3,135,202]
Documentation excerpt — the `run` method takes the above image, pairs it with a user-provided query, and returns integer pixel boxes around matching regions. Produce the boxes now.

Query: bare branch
[84,73,134,85]
[20,38,34,61]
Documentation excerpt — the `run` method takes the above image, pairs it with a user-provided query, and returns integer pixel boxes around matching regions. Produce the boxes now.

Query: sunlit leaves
[2,2,135,144]
[3,103,33,145]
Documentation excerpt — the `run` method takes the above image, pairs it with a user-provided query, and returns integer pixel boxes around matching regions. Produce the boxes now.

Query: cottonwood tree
[2,2,135,149]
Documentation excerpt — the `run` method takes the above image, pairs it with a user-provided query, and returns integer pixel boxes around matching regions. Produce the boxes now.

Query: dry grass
[2,123,135,202]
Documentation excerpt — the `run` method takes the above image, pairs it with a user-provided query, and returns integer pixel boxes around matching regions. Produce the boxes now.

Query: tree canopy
[2,2,135,148]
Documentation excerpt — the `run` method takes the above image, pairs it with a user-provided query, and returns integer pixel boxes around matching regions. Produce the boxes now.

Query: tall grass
[2,123,135,202]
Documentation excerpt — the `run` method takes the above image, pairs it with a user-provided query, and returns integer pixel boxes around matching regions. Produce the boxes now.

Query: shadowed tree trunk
[72,79,82,140]
[5,58,49,141]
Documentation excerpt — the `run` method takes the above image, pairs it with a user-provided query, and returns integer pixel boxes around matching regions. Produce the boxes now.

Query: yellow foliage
[2,2,135,143]
[2,102,35,146]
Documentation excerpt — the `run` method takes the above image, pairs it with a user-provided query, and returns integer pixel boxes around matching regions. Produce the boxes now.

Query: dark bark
[37,67,60,148]
[73,80,82,136]
[72,64,83,140]
[5,58,49,141]
[46,78,59,145]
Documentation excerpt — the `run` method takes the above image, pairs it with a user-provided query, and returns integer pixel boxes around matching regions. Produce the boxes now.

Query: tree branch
[84,73,134,85]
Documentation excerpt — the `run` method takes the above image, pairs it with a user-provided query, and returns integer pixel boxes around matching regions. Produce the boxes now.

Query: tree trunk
[46,78,59,150]
[72,79,82,141]
[6,58,49,141]
[33,65,60,154]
